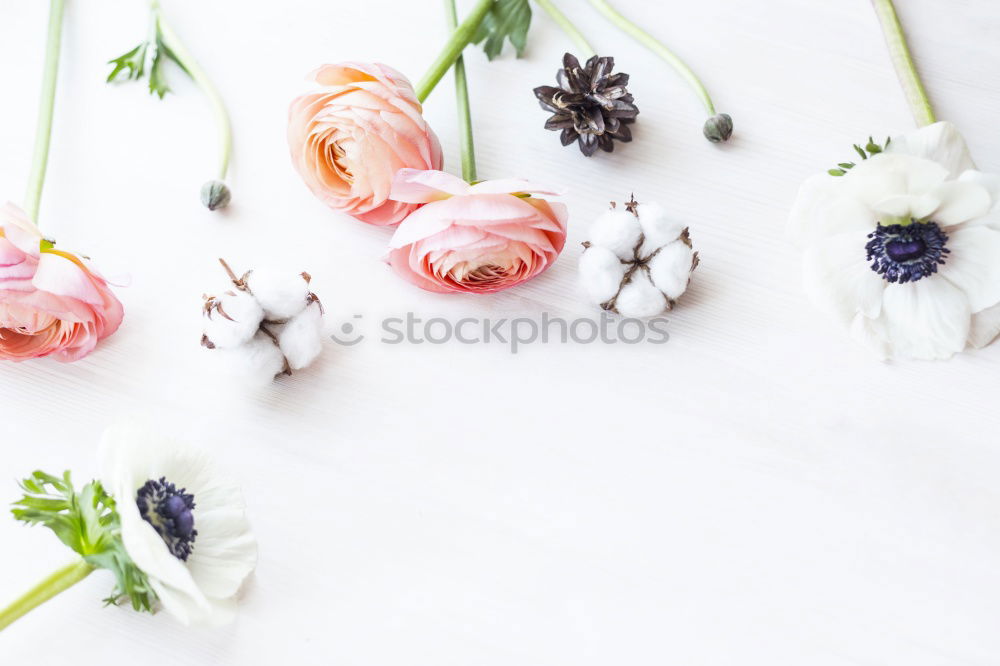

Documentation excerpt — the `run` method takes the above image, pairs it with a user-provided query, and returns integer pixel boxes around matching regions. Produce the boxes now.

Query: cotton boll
[202,290,264,349]
[277,302,324,370]
[614,273,668,318]
[588,209,642,260]
[217,333,286,387]
[244,268,311,320]
[648,240,696,300]
[636,202,687,256]
[579,246,627,304]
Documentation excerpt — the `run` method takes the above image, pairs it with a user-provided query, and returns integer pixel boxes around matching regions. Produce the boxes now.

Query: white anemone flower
[789,121,1000,360]
[99,423,257,625]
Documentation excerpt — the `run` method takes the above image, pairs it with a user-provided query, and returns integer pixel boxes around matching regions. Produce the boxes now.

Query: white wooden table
[1,0,999,663]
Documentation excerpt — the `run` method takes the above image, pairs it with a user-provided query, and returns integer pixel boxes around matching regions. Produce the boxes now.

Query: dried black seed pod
[533,53,639,157]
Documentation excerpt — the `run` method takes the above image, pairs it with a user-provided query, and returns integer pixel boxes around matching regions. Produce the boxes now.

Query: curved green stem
[153,1,232,179]
[871,0,936,127]
[23,0,66,225]
[415,0,493,104]
[0,560,94,632]
[535,0,596,59]
[446,0,477,182]
[588,0,716,116]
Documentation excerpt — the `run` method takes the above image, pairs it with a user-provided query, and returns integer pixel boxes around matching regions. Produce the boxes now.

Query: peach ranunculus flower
[288,62,443,227]
[386,169,569,293]
[0,203,123,362]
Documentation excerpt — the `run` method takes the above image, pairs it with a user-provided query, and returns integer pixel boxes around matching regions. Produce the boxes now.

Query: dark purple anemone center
[865,220,950,283]
[136,477,197,561]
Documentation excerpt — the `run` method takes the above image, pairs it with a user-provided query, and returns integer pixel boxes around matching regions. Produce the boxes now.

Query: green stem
[415,0,494,104]
[535,0,596,58]
[153,1,232,179]
[871,0,936,127]
[0,560,94,632]
[23,0,66,225]
[446,0,477,182]
[588,0,716,116]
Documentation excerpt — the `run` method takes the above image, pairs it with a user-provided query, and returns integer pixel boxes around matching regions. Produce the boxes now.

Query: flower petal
[787,173,868,245]
[926,180,991,226]
[958,169,1000,212]
[390,168,470,203]
[887,121,975,177]
[879,278,971,360]
[32,251,103,305]
[968,302,1000,349]
[938,226,1000,312]
[185,507,257,599]
[801,231,886,323]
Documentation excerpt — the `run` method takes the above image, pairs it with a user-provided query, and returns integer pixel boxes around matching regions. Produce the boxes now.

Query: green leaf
[12,471,157,613]
[107,43,147,83]
[473,0,532,60]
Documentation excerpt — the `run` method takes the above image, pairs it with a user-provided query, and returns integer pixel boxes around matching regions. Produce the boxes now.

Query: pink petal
[32,251,103,306]
[390,169,470,203]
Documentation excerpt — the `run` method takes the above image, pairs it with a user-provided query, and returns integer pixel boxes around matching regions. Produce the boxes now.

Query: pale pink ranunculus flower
[288,62,443,227]
[0,202,123,362]
[386,169,569,294]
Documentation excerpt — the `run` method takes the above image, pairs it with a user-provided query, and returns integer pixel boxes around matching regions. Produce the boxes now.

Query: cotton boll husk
[245,268,311,320]
[217,333,286,387]
[588,209,642,260]
[635,202,687,256]
[579,246,627,304]
[202,291,264,349]
[648,240,695,301]
[614,273,668,318]
[277,302,324,370]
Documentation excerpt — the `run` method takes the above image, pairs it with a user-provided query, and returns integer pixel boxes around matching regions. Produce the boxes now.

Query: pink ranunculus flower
[288,62,443,227]
[386,169,569,293]
[0,202,123,362]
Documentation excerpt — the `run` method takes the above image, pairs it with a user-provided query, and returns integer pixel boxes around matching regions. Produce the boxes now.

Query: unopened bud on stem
[201,180,231,211]
[703,113,733,143]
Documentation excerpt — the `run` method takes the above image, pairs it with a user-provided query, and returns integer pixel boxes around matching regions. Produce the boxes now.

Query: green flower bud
[703,113,733,143]
[201,180,231,211]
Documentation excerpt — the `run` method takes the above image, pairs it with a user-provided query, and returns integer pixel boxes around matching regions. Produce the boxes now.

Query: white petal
[614,273,667,318]
[846,154,948,208]
[879,278,971,360]
[587,209,642,260]
[849,313,890,360]
[186,508,257,599]
[151,579,237,627]
[872,193,940,223]
[958,170,1000,212]
[801,231,886,323]
[968,302,1000,348]
[938,226,1000,312]
[633,202,685,256]
[788,173,871,245]
[277,302,324,370]
[579,246,626,305]
[926,181,991,227]
[887,121,976,177]
[647,240,695,301]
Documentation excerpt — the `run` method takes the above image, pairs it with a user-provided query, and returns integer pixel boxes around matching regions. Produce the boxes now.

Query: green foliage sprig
[829,136,892,176]
[12,471,156,612]
[473,0,532,60]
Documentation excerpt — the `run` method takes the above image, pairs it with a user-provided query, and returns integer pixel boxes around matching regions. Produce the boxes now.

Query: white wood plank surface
[1,0,999,663]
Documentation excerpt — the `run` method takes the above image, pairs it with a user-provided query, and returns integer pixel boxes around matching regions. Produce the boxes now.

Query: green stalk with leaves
[107,0,233,210]
[0,472,155,632]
